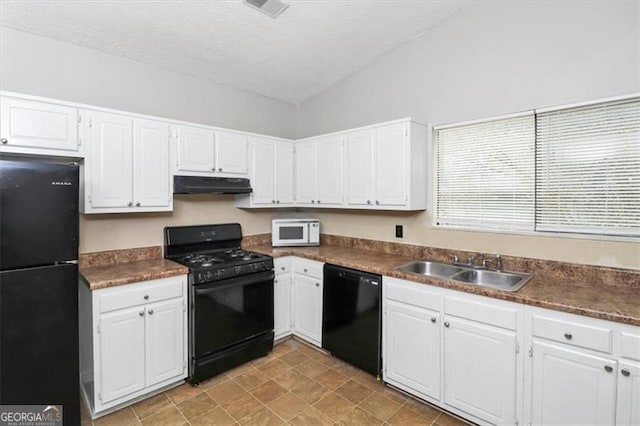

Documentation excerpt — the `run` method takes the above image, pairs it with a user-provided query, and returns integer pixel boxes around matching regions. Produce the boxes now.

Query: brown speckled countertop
[244,243,640,327]
[79,247,188,290]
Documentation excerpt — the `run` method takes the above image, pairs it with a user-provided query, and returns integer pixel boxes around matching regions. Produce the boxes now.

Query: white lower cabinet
[274,257,293,340]
[617,360,640,426]
[79,275,187,418]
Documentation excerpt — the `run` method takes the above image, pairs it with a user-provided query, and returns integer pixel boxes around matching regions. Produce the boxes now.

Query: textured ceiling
[0,0,468,104]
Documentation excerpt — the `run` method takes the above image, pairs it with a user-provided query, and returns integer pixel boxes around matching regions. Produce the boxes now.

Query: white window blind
[435,113,535,231]
[536,97,640,236]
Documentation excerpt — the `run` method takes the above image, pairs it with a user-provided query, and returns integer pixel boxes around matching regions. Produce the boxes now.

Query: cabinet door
[133,119,170,208]
[443,317,517,425]
[344,130,375,206]
[617,361,640,426]
[0,96,79,152]
[316,136,343,206]
[90,112,133,208]
[293,274,322,345]
[295,140,318,205]
[99,307,145,403]
[146,299,185,386]
[384,300,440,401]
[251,137,276,205]
[216,131,248,175]
[177,125,215,173]
[531,341,616,426]
[375,123,407,206]
[275,140,295,204]
[274,272,293,340]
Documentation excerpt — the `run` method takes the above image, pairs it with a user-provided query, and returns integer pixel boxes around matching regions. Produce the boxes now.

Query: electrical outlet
[395,225,403,238]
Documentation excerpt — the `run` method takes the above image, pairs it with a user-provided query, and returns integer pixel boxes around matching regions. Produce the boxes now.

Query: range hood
[173,175,252,195]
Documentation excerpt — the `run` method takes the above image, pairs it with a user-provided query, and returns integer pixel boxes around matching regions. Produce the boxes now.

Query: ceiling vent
[245,0,289,18]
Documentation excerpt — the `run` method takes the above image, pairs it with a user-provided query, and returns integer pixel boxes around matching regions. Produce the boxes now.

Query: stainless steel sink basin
[395,259,533,292]
[395,261,462,278]
[451,269,533,292]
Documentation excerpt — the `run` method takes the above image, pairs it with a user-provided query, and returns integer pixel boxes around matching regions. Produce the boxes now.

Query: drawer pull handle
[431,317,436,323]
[281,266,285,271]
[564,332,572,340]
[144,295,149,300]
[148,309,154,315]
[604,365,613,373]
[304,268,308,273]
[315,283,319,287]
[444,321,450,328]
[139,311,145,317]
[621,369,631,377]
[1,138,8,144]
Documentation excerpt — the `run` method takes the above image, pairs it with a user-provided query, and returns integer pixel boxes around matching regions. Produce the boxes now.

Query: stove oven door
[193,270,274,359]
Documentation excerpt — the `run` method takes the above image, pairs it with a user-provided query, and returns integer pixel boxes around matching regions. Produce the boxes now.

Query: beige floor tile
[266,392,308,420]
[250,355,271,368]
[140,406,187,426]
[271,342,295,357]
[132,393,173,420]
[379,385,410,404]
[352,370,384,391]
[279,350,310,367]
[198,373,231,391]
[295,359,329,379]
[189,406,237,426]
[337,407,384,425]
[291,380,331,405]
[387,406,432,425]
[165,382,203,405]
[272,368,310,391]
[233,369,269,391]
[80,398,92,426]
[257,358,291,377]
[219,391,262,421]
[226,362,256,378]
[250,379,288,404]
[334,379,373,404]
[176,392,216,420]
[94,407,140,426]
[288,406,334,426]
[313,369,349,390]
[331,361,360,379]
[359,392,402,422]
[404,397,442,422]
[237,406,283,426]
[313,393,355,421]
[316,355,341,367]
[206,380,246,405]
[434,412,469,426]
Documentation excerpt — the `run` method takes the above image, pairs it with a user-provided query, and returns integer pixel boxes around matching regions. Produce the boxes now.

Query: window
[434,95,640,238]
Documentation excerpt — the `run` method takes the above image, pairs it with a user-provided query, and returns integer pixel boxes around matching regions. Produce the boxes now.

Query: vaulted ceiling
[0,1,469,104]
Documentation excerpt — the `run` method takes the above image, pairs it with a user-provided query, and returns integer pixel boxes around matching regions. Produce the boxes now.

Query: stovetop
[178,248,265,268]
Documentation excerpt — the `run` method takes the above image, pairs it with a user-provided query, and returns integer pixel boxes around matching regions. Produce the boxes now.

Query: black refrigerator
[0,157,80,425]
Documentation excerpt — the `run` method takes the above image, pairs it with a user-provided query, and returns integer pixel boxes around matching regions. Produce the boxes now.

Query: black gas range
[164,223,274,384]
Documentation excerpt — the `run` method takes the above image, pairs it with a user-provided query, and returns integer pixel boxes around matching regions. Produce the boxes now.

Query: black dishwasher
[322,264,382,377]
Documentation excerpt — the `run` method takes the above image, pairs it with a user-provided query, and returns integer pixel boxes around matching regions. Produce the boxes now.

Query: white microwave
[272,219,320,247]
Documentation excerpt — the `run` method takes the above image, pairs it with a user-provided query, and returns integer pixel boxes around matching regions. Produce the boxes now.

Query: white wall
[296,1,640,269]
[0,27,296,139]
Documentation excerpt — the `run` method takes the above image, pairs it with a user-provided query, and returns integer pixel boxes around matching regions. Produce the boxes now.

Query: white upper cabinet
[316,135,343,206]
[344,129,375,207]
[375,123,408,206]
[174,126,248,177]
[0,95,81,156]
[235,136,294,208]
[295,140,318,205]
[81,111,172,213]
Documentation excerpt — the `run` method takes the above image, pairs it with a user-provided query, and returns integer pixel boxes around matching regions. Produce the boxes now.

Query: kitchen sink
[451,269,532,292]
[395,260,462,279]
[395,259,533,292]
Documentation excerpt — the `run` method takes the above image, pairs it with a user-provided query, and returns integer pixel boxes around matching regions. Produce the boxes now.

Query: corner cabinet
[274,257,293,340]
[80,111,172,213]
[292,258,324,347]
[79,275,188,418]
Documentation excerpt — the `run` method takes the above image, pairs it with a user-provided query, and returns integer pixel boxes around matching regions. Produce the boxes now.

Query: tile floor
[82,338,469,425]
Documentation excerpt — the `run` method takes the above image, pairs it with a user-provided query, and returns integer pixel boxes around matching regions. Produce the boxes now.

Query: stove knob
[235,266,242,274]
[216,269,224,279]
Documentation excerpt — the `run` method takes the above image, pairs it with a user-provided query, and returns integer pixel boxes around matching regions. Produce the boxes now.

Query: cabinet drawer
[620,331,640,361]
[293,259,323,279]
[274,257,291,274]
[532,314,613,354]
[384,277,441,311]
[98,276,185,314]
[445,296,518,330]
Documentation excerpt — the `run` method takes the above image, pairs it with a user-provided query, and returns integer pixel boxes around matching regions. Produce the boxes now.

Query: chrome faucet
[467,253,487,268]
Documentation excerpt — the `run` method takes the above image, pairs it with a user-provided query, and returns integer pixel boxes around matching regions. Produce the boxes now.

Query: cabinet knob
[144,295,149,300]
[444,321,450,328]
[375,200,380,205]
[135,202,141,207]
[212,167,216,171]
[317,200,321,204]
[564,332,573,340]
[604,365,613,373]
[127,202,133,207]
[0,138,7,144]
[274,279,278,283]
[304,268,308,273]
[272,200,276,204]
[276,200,280,204]
[621,368,631,377]
[311,200,316,204]
[315,283,319,287]
[367,200,371,205]
[431,317,436,323]
[148,309,154,315]
[218,168,222,172]
[139,311,145,317]
[281,266,285,271]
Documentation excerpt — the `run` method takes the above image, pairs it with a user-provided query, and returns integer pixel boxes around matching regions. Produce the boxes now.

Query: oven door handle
[194,270,275,294]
